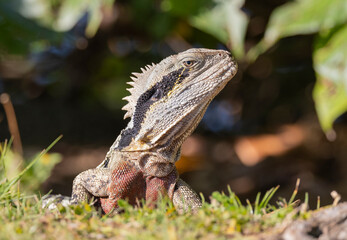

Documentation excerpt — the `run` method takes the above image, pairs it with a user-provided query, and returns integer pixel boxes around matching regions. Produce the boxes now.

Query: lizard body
[56,48,237,213]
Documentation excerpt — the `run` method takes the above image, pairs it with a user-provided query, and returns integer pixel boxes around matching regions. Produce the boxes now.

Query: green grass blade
[246,199,253,214]
[259,186,279,210]
[316,196,320,210]
[304,192,309,206]
[0,135,62,200]
[254,192,261,214]
[0,138,14,175]
[288,179,300,205]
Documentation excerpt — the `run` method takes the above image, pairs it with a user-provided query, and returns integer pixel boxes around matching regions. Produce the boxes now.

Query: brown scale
[100,160,178,214]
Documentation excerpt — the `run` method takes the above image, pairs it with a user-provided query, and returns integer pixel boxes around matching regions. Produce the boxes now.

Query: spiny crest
[121,63,156,119]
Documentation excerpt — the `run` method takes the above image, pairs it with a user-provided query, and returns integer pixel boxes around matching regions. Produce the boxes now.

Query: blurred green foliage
[0,0,346,136]
[191,0,248,59]
[0,136,62,200]
[313,25,347,133]
[0,0,114,55]
[0,1,62,54]
[247,0,347,133]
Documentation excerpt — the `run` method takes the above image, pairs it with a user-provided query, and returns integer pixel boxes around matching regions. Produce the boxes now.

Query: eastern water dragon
[44,48,238,214]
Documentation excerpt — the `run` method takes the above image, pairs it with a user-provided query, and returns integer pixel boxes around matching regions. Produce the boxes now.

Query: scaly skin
[61,48,237,214]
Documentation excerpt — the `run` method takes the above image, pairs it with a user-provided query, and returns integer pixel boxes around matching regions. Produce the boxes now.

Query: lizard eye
[183,60,196,68]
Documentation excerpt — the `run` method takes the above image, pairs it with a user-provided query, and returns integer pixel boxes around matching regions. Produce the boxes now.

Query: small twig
[330,191,341,206]
[0,93,22,156]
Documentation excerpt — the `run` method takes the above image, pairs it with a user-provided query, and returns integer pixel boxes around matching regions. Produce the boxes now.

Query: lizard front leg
[71,163,201,214]
[71,168,111,204]
[42,168,110,209]
[173,178,202,213]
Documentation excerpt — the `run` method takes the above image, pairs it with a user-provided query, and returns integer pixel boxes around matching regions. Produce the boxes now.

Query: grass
[0,191,307,240]
[0,136,62,201]
[0,139,315,240]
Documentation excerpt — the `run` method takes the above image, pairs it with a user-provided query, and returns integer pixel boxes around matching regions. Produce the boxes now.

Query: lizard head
[117,48,237,155]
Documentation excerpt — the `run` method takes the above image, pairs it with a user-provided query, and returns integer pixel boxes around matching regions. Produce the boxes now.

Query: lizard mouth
[181,55,237,105]
[201,56,237,87]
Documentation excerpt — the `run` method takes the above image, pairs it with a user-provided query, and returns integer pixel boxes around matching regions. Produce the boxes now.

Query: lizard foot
[42,194,72,210]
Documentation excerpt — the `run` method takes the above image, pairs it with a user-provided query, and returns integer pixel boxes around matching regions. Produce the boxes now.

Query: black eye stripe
[150,88,162,101]
[117,67,189,149]
[138,88,156,102]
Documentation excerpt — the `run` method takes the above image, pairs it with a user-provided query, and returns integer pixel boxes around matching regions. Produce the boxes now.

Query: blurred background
[1,0,347,207]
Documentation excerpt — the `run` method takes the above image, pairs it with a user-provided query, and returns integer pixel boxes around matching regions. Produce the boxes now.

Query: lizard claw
[42,194,72,210]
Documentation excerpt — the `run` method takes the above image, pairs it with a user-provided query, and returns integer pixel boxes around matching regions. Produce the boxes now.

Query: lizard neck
[109,115,183,161]
[103,136,180,177]
[115,128,182,163]
[104,98,210,171]
[99,123,182,177]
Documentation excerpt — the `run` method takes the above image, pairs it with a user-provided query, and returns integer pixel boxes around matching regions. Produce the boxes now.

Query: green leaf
[190,0,249,59]
[55,0,88,32]
[85,1,103,37]
[266,0,347,43]
[56,0,115,37]
[313,25,347,132]
[0,1,62,54]
[243,0,347,133]
[161,0,211,17]
[247,0,347,61]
